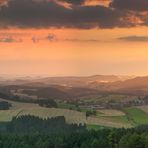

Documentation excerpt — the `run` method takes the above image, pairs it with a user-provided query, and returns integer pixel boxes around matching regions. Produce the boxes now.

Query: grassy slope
[0,98,148,128]
[125,107,148,125]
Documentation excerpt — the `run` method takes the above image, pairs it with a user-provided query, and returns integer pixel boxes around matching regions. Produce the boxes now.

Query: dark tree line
[0,92,57,108]
[0,101,12,110]
[1,115,85,135]
[86,109,97,117]
[37,99,57,108]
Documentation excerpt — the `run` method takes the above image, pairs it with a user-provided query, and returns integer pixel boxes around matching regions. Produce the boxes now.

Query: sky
[0,0,148,77]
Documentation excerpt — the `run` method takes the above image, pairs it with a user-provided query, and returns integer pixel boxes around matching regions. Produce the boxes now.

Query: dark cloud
[64,38,100,42]
[0,0,128,29]
[58,0,85,6]
[32,36,39,43]
[110,0,148,11]
[46,33,56,41]
[118,36,148,42]
[0,32,29,36]
[0,32,25,42]
[0,36,22,43]
[0,0,147,29]
[32,33,56,43]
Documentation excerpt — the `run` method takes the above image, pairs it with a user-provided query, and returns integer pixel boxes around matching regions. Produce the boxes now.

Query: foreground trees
[0,115,147,148]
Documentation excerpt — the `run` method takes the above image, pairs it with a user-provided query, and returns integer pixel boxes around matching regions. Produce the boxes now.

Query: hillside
[104,76,148,95]
[2,75,148,101]
[0,98,148,128]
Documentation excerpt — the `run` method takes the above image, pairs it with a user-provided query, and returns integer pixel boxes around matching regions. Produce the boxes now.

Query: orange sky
[0,26,148,76]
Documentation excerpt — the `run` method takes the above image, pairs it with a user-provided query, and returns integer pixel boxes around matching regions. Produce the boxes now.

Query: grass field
[0,98,148,128]
[125,107,148,125]
[57,102,78,110]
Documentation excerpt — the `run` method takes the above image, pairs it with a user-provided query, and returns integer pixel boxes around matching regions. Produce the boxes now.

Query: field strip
[87,117,132,128]
[97,109,125,116]
[137,105,148,114]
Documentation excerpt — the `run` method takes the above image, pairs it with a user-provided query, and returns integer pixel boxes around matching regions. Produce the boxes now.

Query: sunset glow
[0,0,148,76]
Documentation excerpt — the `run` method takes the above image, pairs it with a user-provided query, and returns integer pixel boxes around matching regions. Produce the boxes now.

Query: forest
[0,101,12,110]
[0,115,147,148]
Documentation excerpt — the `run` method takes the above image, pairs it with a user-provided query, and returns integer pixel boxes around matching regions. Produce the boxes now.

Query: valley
[0,75,148,129]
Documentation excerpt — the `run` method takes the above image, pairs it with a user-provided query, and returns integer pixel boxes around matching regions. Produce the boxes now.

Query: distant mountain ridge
[31,75,135,87]
[4,75,148,95]
[0,75,133,86]
[2,75,148,99]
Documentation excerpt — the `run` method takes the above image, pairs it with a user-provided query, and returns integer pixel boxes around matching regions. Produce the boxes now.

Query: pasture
[125,107,148,125]
[0,98,148,128]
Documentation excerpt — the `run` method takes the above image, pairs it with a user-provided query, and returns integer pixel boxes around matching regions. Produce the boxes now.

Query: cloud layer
[110,0,148,11]
[58,0,85,6]
[0,0,147,29]
[118,36,148,42]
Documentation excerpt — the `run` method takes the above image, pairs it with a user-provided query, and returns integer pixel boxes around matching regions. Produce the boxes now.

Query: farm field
[0,98,148,128]
[125,107,148,125]
[97,109,125,116]
[137,105,148,113]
